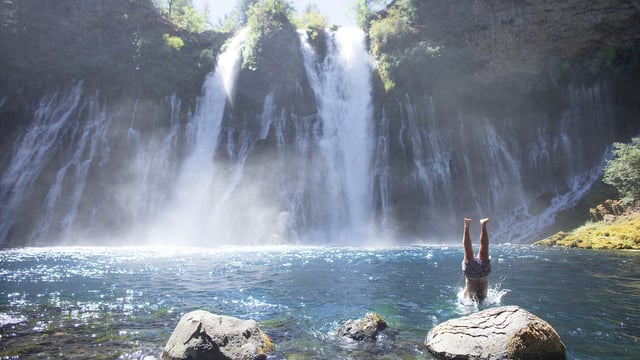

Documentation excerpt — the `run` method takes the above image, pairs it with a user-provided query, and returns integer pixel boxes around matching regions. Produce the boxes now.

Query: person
[462,217,491,301]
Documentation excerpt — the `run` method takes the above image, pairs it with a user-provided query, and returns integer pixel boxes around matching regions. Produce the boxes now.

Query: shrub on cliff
[368,0,417,91]
[302,4,328,61]
[243,0,295,71]
[153,0,207,33]
[603,137,640,204]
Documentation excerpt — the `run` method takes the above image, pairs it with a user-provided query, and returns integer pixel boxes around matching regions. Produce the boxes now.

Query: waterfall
[494,82,614,242]
[0,26,621,246]
[0,83,104,243]
[145,30,247,245]
[300,27,374,242]
[124,95,182,230]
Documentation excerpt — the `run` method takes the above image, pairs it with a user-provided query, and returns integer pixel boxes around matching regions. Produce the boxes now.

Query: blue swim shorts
[462,258,491,278]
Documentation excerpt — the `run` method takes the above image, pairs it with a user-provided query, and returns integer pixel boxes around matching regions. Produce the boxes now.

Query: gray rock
[162,310,275,360]
[425,305,566,360]
[336,312,388,341]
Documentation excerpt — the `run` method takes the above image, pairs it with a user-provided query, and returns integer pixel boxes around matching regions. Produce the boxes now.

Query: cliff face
[0,0,229,245]
[1,1,640,245]
[409,0,640,81]
[0,0,226,178]
[368,0,640,240]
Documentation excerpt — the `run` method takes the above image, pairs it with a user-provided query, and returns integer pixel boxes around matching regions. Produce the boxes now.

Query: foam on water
[455,281,511,314]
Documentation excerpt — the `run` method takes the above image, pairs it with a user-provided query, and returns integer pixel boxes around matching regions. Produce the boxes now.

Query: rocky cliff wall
[408,0,640,81]
[369,0,640,240]
[1,0,640,244]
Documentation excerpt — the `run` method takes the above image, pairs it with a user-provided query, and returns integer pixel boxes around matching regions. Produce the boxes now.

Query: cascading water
[145,30,247,245]
[299,27,375,242]
[0,26,621,246]
[0,83,108,243]
[493,82,614,242]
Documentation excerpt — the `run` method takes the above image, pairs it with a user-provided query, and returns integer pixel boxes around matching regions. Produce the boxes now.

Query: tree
[218,0,260,32]
[367,0,416,91]
[173,4,207,33]
[348,0,389,30]
[302,4,326,30]
[603,137,640,203]
[153,0,207,32]
[242,0,295,70]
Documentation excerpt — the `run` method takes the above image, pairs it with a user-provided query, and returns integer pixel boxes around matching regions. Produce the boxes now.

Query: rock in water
[162,310,275,360]
[425,306,566,359]
[336,312,388,341]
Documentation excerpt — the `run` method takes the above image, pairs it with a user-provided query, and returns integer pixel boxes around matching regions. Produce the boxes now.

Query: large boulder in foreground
[162,310,275,360]
[425,306,566,359]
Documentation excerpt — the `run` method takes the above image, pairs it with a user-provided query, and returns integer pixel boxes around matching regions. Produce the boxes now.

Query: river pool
[0,245,638,359]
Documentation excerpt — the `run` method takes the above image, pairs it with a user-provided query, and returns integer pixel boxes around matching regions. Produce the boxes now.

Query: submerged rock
[425,305,566,359]
[162,310,275,360]
[336,312,388,341]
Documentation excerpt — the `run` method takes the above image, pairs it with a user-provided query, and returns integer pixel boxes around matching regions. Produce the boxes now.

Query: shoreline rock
[162,310,275,360]
[336,312,388,341]
[425,305,566,359]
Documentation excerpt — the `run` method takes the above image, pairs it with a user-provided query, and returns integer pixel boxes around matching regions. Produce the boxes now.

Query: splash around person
[462,217,491,302]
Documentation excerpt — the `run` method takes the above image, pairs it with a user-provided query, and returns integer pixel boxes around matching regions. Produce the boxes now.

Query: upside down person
[462,217,491,301]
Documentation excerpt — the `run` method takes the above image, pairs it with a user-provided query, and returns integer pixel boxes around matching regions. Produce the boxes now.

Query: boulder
[425,306,566,360]
[162,310,275,360]
[336,312,388,341]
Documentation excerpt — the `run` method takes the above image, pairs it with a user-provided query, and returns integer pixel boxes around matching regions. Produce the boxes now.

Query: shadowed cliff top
[405,0,640,81]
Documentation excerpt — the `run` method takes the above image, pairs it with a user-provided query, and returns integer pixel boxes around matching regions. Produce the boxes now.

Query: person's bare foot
[464,218,472,227]
[480,218,490,226]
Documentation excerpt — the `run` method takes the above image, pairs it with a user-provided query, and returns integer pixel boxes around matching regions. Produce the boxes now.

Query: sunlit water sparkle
[0,245,638,359]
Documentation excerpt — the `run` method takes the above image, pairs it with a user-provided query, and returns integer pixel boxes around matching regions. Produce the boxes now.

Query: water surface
[0,245,638,359]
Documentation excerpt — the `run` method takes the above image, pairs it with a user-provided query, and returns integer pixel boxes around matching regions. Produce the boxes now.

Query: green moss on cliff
[236,0,308,108]
[242,0,296,71]
[0,0,226,101]
[534,212,640,250]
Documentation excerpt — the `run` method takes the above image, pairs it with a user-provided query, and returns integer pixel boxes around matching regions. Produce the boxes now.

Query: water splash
[456,281,511,314]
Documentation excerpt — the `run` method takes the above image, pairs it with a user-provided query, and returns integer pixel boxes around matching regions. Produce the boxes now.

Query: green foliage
[551,46,640,87]
[302,4,327,36]
[603,137,640,203]
[154,0,208,33]
[368,0,417,91]
[217,0,260,32]
[534,212,640,250]
[301,4,328,60]
[172,5,208,33]
[243,0,295,70]
[369,0,415,57]
[349,0,372,30]
[163,33,184,50]
[349,0,388,30]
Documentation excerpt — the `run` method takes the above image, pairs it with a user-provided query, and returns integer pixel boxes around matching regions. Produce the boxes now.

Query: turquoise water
[0,245,638,359]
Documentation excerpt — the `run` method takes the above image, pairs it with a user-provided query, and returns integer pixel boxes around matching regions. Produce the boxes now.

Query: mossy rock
[534,212,640,250]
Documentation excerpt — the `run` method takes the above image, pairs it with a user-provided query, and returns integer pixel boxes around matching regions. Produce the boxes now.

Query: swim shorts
[462,258,491,278]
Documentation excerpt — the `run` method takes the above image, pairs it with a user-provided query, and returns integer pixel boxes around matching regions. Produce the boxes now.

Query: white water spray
[300,27,374,241]
[0,83,89,242]
[147,30,247,244]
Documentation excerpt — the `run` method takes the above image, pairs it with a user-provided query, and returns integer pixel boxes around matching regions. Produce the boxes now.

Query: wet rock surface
[162,310,275,360]
[336,312,388,341]
[425,305,566,359]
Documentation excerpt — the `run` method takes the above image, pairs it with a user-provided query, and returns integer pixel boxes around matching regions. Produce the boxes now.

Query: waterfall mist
[300,28,375,243]
[0,26,621,246]
[140,30,252,245]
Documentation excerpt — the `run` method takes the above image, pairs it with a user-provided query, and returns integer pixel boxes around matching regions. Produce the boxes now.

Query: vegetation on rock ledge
[534,211,640,250]
[536,136,640,250]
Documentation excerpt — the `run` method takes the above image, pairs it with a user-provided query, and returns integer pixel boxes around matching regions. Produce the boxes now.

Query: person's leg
[478,218,490,261]
[463,218,475,263]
